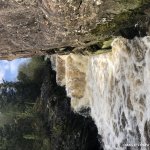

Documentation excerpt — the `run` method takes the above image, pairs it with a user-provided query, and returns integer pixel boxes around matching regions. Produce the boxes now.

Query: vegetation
[0,56,50,150]
[17,57,46,85]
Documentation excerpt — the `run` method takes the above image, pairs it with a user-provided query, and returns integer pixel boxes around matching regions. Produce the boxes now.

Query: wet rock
[144,121,150,144]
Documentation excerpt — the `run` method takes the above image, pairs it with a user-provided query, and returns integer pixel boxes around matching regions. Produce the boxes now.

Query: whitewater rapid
[87,37,150,150]
[51,36,150,150]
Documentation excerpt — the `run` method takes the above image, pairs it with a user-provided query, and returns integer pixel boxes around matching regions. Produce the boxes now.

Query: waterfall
[51,36,150,150]
[87,37,150,150]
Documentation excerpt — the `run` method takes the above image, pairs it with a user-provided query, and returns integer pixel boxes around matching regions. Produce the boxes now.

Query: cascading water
[51,36,150,150]
[87,37,150,150]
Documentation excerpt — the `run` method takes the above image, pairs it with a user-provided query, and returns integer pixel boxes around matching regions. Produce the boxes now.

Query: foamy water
[51,36,150,150]
[87,37,150,150]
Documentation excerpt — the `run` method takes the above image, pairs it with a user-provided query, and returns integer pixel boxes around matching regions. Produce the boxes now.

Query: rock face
[0,0,150,59]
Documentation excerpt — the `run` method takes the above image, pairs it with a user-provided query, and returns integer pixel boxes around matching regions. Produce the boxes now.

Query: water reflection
[0,56,49,150]
[0,58,30,83]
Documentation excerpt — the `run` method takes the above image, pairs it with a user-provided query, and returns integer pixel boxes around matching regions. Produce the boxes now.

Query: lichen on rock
[0,0,149,59]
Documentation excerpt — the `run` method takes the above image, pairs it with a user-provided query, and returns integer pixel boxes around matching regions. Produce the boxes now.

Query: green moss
[91,0,150,37]
[102,39,114,49]
[92,11,135,36]
[53,124,63,135]
[23,134,39,140]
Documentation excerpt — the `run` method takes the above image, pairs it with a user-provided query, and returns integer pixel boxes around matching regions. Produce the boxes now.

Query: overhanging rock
[0,0,150,59]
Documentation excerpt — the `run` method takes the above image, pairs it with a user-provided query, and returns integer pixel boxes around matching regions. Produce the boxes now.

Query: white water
[51,36,150,150]
[87,37,150,150]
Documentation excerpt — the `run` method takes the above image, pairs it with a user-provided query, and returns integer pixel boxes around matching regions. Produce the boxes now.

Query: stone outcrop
[0,0,150,60]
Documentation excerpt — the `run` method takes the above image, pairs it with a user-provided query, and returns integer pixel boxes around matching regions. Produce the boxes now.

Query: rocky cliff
[0,0,150,59]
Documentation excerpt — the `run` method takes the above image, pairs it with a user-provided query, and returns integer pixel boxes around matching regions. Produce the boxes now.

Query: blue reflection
[0,58,30,83]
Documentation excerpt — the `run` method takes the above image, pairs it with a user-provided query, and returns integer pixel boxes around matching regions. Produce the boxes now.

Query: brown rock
[0,0,149,59]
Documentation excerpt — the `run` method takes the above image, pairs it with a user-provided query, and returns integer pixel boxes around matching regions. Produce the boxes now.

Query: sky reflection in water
[0,58,30,83]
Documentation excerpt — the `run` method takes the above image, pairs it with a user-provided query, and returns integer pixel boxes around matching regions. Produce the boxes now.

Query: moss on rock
[91,1,150,42]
